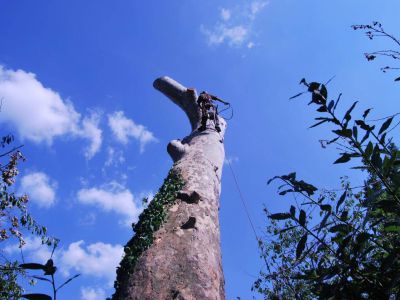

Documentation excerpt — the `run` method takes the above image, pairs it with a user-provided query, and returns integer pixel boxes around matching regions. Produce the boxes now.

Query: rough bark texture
[115,76,226,300]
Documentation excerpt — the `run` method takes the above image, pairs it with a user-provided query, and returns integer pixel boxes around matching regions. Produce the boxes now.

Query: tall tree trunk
[113,76,226,300]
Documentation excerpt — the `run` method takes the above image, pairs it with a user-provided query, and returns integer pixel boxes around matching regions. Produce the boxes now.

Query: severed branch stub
[115,76,227,300]
[153,76,202,131]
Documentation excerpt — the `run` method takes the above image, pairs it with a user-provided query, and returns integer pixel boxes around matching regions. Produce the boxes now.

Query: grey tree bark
[117,76,226,300]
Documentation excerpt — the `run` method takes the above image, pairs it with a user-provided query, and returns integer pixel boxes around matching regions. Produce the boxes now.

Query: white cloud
[81,287,107,300]
[108,111,157,153]
[201,1,269,47]
[79,212,97,226]
[202,25,248,46]
[20,172,57,208]
[0,66,102,158]
[3,236,52,263]
[224,156,239,165]
[78,112,103,159]
[250,1,269,19]
[60,240,123,283]
[220,8,231,21]
[104,147,125,167]
[5,237,122,284]
[77,182,143,226]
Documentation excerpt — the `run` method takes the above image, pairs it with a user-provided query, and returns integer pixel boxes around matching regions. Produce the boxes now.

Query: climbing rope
[217,103,234,121]
[216,128,270,271]
[225,157,259,242]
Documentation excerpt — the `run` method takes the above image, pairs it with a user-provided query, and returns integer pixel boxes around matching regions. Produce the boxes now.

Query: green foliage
[0,261,25,299]
[255,80,400,299]
[112,169,185,299]
[0,135,58,299]
[352,22,400,81]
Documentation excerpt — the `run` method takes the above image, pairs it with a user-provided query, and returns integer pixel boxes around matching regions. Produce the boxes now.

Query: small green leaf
[371,144,382,169]
[320,84,328,99]
[364,141,373,159]
[352,126,358,140]
[21,294,52,300]
[267,176,279,185]
[278,189,294,196]
[340,210,349,221]
[363,108,372,119]
[327,100,334,111]
[289,92,305,100]
[299,78,307,85]
[333,129,352,138]
[19,263,46,270]
[296,234,308,259]
[383,224,400,232]
[56,274,81,291]
[32,276,51,283]
[309,119,328,128]
[378,117,393,135]
[334,153,351,164]
[290,205,296,217]
[360,130,370,144]
[268,213,292,220]
[329,224,349,233]
[299,210,306,226]
[320,204,332,212]
[355,119,374,131]
[343,101,358,122]
[318,211,331,233]
[308,82,320,92]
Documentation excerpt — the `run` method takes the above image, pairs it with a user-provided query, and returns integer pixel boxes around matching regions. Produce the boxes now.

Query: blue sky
[0,1,399,299]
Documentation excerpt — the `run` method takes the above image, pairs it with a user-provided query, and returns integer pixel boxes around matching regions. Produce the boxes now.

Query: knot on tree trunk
[167,139,188,162]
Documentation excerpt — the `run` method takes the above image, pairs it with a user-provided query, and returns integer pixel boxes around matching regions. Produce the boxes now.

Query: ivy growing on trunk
[112,168,185,299]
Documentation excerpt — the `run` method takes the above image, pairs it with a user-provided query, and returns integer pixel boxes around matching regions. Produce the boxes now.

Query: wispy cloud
[224,156,239,165]
[19,171,57,208]
[81,287,107,300]
[104,147,125,168]
[201,1,269,48]
[79,112,103,160]
[0,65,102,159]
[108,111,157,153]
